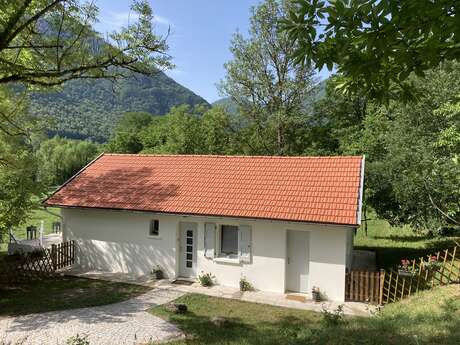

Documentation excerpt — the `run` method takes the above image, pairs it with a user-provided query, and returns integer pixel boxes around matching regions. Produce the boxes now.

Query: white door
[179,222,197,277]
[286,230,310,292]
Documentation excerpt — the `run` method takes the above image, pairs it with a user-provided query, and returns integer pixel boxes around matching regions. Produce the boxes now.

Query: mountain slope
[26,71,208,142]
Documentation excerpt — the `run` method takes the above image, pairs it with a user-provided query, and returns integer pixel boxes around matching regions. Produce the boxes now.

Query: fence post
[51,244,57,271]
[379,269,385,305]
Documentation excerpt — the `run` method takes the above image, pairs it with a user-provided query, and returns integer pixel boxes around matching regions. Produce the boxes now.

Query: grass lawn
[354,214,460,269]
[150,286,460,345]
[0,276,150,317]
[0,207,61,254]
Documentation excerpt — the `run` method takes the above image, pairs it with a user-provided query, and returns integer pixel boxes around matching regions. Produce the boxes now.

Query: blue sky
[94,1,327,103]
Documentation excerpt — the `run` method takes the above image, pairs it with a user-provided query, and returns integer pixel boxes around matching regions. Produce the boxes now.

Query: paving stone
[0,288,185,345]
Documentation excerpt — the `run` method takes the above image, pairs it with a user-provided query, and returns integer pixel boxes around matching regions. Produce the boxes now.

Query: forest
[0,0,459,240]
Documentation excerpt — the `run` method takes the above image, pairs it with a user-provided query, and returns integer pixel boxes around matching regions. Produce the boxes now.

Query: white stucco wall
[61,208,353,301]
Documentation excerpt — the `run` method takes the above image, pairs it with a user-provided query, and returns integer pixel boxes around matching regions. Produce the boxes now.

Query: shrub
[239,277,254,291]
[321,305,344,327]
[66,334,90,345]
[198,271,215,287]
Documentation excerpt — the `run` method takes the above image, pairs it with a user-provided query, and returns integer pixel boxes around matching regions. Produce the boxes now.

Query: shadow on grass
[356,237,459,269]
[153,306,460,345]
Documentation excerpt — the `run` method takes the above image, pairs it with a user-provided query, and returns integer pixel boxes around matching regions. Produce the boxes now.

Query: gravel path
[0,288,186,345]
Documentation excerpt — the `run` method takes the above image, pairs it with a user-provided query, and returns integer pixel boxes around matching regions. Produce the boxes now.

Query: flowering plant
[424,256,442,271]
[398,259,417,276]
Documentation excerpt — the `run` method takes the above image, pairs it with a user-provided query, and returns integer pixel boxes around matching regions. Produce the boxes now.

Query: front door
[286,230,310,292]
[179,222,197,277]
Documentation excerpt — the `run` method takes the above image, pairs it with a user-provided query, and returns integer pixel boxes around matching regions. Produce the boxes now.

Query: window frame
[149,219,160,237]
[219,224,239,258]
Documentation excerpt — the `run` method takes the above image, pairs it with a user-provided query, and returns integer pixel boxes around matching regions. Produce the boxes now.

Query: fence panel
[345,270,382,304]
[0,240,75,284]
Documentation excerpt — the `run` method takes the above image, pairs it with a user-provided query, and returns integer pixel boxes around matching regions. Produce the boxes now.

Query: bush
[66,334,90,345]
[321,305,344,327]
[239,277,254,291]
[198,271,214,287]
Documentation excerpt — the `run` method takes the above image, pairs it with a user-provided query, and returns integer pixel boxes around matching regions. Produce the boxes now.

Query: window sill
[213,256,240,264]
[147,235,162,240]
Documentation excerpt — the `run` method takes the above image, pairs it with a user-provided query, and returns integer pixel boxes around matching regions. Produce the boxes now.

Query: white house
[44,154,364,301]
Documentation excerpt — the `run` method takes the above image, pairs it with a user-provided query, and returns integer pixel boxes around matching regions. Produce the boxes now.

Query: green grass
[0,207,61,254]
[0,276,151,317]
[354,215,460,269]
[150,286,460,345]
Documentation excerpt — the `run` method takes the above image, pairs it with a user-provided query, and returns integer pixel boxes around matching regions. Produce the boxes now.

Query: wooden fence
[345,270,383,304]
[380,245,460,304]
[346,243,460,305]
[0,240,75,283]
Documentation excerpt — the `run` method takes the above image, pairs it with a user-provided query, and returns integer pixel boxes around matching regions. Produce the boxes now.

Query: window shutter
[204,223,216,258]
[238,225,252,263]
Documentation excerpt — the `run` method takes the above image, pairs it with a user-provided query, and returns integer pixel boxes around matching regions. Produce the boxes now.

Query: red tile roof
[44,154,364,226]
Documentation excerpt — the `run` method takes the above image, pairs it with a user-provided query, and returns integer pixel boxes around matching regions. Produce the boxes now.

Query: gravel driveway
[0,288,185,345]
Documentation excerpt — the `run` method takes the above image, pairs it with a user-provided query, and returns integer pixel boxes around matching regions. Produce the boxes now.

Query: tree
[106,112,153,153]
[0,0,169,238]
[327,63,460,231]
[0,0,171,87]
[36,136,100,185]
[0,87,42,234]
[219,0,315,155]
[140,105,206,154]
[282,0,460,101]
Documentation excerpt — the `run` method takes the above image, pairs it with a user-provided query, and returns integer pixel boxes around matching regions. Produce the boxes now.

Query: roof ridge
[103,153,363,159]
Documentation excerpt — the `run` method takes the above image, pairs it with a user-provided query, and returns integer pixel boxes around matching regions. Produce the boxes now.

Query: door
[286,230,310,292]
[179,222,197,277]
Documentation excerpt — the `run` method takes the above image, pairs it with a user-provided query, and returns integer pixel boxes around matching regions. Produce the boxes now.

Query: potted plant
[398,259,416,277]
[424,256,442,272]
[311,286,321,302]
[198,271,215,287]
[151,265,164,280]
[239,276,254,291]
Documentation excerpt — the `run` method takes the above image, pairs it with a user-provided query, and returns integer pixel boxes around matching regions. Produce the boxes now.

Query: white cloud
[97,10,173,32]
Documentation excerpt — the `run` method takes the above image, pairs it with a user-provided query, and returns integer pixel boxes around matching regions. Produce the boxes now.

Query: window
[220,225,238,256]
[149,219,159,236]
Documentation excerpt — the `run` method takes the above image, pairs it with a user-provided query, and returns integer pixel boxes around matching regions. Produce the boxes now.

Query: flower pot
[398,269,413,277]
[154,270,164,280]
[312,291,321,302]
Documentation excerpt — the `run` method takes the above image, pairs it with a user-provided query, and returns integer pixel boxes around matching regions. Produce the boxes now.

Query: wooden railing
[0,240,75,284]
[346,243,460,305]
[380,244,460,304]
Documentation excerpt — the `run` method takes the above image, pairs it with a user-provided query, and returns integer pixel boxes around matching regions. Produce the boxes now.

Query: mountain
[26,71,208,142]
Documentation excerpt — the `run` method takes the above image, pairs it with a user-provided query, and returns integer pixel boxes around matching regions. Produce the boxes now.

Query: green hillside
[25,72,208,142]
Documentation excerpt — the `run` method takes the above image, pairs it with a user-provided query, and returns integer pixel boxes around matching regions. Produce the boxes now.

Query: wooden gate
[345,270,383,304]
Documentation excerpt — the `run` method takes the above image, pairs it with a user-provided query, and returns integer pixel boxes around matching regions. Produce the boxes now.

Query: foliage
[219,0,315,155]
[282,0,460,101]
[314,63,460,231]
[66,334,90,345]
[198,271,215,287]
[37,136,100,186]
[239,277,254,292]
[107,112,153,153]
[0,87,44,237]
[150,286,460,345]
[0,0,171,87]
[321,305,344,327]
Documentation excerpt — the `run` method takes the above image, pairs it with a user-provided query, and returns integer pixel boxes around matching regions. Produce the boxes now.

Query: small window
[220,225,238,256]
[149,219,159,236]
